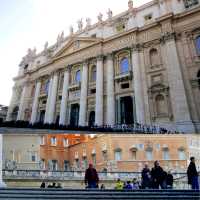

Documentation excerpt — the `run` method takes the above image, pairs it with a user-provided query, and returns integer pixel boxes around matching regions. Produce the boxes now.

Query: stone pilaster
[106,53,115,126]
[79,62,88,126]
[59,68,70,126]
[0,134,6,187]
[30,80,41,124]
[162,32,195,132]
[44,76,53,124]
[95,55,104,126]
[17,84,28,121]
[131,45,145,124]
[48,72,59,124]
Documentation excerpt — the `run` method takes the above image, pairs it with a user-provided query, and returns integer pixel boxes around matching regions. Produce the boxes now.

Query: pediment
[54,37,102,58]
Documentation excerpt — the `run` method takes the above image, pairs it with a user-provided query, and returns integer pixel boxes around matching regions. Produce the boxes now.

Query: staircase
[0,188,199,200]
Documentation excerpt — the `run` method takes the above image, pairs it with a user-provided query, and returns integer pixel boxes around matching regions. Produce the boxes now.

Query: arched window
[197,70,200,89]
[75,70,81,83]
[196,36,200,55]
[120,57,129,74]
[155,94,167,116]
[114,148,122,161]
[178,148,186,160]
[91,65,96,82]
[162,148,170,160]
[150,48,159,66]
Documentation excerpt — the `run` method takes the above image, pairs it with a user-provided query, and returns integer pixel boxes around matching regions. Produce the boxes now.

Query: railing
[2,170,192,189]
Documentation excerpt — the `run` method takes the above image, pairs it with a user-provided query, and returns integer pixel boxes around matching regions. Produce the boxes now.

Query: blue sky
[0,0,150,106]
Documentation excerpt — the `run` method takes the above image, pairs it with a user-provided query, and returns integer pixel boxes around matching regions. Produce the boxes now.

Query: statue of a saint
[86,18,91,28]
[44,41,48,51]
[98,12,103,23]
[69,26,74,35]
[107,8,113,20]
[128,0,133,10]
[77,19,83,31]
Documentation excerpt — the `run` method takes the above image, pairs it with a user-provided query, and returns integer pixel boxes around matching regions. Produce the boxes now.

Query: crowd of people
[39,157,199,190]
[84,158,199,190]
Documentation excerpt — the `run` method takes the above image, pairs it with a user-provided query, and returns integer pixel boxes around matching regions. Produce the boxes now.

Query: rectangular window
[163,149,170,160]
[146,150,153,161]
[63,138,69,147]
[40,136,45,145]
[92,154,96,166]
[64,160,69,171]
[31,153,37,162]
[52,160,58,171]
[114,151,122,161]
[178,150,186,160]
[131,151,137,160]
[102,151,108,161]
[51,137,57,146]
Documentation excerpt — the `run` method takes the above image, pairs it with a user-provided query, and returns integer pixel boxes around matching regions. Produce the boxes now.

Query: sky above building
[0,0,151,106]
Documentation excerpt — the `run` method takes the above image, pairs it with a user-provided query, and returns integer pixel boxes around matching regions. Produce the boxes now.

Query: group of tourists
[84,157,199,190]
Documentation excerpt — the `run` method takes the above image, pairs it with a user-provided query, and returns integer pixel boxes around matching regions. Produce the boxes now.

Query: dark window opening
[121,83,129,89]
[90,89,96,94]
[197,70,200,89]
[70,104,80,127]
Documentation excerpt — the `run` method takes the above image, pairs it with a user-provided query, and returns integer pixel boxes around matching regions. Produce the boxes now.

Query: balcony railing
[2,169,195,189]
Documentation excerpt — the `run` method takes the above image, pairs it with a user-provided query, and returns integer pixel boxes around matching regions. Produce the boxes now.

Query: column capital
[131,43,144,52]
[83,59,89,66]
[106,52,114,60]
[160,32,176,44]
[97,55,104,61]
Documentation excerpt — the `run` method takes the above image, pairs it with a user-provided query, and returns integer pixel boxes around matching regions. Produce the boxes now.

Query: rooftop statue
[86,18,91,28]
[97,12,103,23]
[56,31,64,47]
[69,25,74,35]
[44,41,48,51]
[107,8,113,20]
[128,0,133,10]
[77,19,83,31]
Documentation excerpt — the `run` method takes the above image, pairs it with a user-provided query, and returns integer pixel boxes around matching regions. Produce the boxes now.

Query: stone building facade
[6,0,200,133]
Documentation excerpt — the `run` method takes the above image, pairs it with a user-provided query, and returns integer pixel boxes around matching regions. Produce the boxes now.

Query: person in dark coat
[187,157,199,190]
[85,164,99,189]
[151,161,164,189]
[166,171,173,189]
[141,164,151,189]
[40,181,46,188]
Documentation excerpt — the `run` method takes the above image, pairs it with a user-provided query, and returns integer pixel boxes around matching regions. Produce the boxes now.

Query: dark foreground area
[0,188,199,200]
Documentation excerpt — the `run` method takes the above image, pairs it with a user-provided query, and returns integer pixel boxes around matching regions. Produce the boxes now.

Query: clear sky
[0,0,151,106]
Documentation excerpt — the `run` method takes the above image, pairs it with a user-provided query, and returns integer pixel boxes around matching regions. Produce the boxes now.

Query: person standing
[166,171,173,189]
[85,164,99,189]
[141,164,151,189]
[187,157,199,190]
[151,161,164,189]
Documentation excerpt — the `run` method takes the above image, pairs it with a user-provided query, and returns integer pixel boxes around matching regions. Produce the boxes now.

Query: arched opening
[120,96,133,124]
[11,106,19,121]
[196,36,200,55]
[120,57,129,74]
[24,109,30,121]
[149,48,159,66]
[155,94,167,116]
[90,65,96,82]
[75,70,81,83]
[70,103,80,127]
[44,80,49,95]
[88,111,95,127]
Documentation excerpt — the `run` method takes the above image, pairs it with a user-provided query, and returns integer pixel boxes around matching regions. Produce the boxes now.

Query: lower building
[0,105,8,123]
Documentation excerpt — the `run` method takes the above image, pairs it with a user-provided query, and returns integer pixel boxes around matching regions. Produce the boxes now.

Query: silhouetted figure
[125,181,133,190]
[85,164,99,189]
[141,164,151,189]
[100,184,105,190]
[187,157,199,190]
[40,181,45,188]
[166,171,173,189]
[151,161,164,189]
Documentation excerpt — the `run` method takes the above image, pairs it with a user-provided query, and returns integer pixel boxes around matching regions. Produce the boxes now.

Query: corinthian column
[30,80,41,124]
[48,73,59,124]
[162,33,195,132]
[44,76,53,124]
[59,68,70,126]
[17,84,28,121]
[95,55,104,126]
[131,46,145,124]
[79,62,88,126]
[106,54,115,126]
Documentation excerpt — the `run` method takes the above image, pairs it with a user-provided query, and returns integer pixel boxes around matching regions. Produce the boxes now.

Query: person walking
[141,164,151,189]
[85,164,99,189]
[151,161,164,189]
[187,157,199,190]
